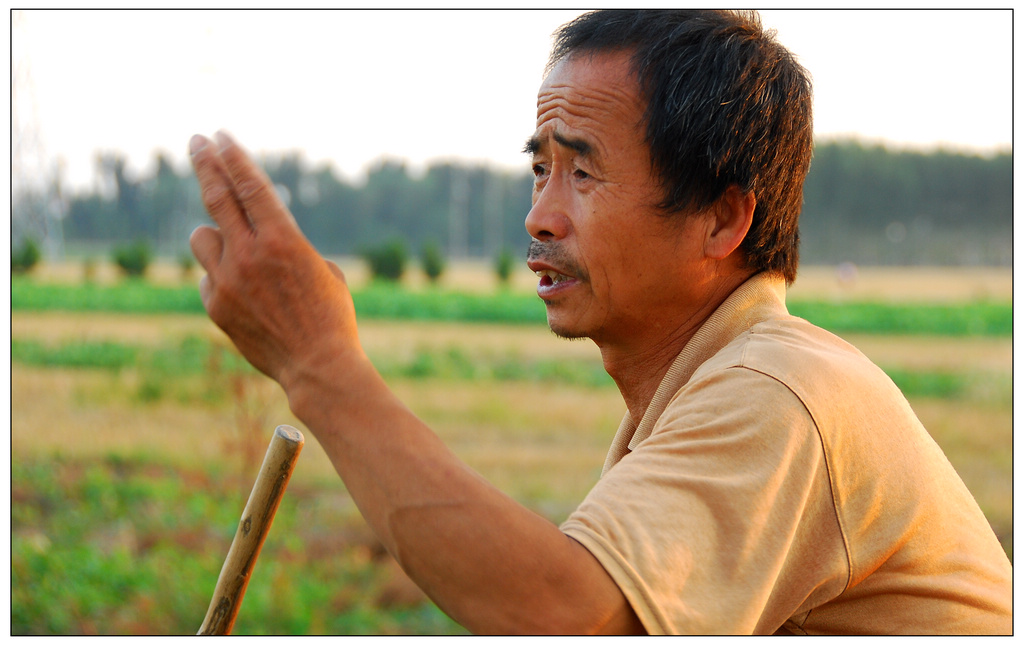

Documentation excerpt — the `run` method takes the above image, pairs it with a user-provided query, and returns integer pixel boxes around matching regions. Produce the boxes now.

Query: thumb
[189,225,224,275]
[325,259,348,285]
[198,274,214,311]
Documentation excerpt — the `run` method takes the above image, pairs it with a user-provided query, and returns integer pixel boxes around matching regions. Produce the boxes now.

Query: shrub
[420,241,446,284]
[360,239,408,282]
[494,248,516,286]
[12,238,41,274]
[178,252,196,281]
[112,241,152,277]
[82,257,98,283]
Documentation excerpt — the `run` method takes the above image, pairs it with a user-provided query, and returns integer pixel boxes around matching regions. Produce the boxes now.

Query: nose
[525,180,571,242]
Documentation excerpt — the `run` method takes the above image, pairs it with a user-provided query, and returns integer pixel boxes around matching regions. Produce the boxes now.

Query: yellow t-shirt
[560,273,1012,635]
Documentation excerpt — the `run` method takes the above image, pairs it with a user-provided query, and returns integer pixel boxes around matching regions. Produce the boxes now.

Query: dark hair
[549,10,813,284]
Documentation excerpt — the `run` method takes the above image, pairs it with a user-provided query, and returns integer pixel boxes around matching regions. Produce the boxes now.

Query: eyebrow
[522,131,595,159]
[522,136,541,156]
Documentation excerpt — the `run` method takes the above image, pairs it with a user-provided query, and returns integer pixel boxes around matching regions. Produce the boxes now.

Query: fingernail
[189,134,208,156]
[214,130,234,150]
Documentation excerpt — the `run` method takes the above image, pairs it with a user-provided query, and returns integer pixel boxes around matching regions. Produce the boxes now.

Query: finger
[198,273,214,311]
[190,134,253,238]
[325,259,347,284]
[214,131,295,230]
[189,225,225,274]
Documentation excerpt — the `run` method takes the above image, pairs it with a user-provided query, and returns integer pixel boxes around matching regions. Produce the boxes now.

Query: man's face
[525,50,713,347]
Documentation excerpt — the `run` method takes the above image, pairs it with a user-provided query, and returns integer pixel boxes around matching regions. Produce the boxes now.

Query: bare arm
[188,131,643,634]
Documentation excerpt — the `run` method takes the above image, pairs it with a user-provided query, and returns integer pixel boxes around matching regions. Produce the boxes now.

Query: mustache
[527,240,587,280]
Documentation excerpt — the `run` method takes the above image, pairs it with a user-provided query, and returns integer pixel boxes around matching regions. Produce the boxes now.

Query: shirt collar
[602,272,790,474]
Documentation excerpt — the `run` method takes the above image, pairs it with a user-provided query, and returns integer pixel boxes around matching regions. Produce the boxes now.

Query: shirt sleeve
[560,365,849,635]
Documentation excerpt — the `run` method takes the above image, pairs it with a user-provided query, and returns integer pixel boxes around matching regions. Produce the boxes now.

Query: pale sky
[11,8,1014,194]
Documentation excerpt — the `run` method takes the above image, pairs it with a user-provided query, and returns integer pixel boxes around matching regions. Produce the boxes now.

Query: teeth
[535,269,570,283]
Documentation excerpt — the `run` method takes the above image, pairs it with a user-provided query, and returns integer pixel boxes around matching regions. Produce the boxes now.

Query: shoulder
[685,315,902,421]
[697,315,874,382]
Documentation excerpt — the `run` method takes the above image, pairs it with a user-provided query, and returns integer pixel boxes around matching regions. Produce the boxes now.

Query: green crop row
[11,279,205,314]
[786,300,1012,337]
[11,278,1011,336]
[11,337,1009,404]
[10,336,244,375]
[10,337,613,394]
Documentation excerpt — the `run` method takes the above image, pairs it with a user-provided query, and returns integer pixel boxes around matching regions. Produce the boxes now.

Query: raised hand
[188,131,360,392]
[185,130,642,636]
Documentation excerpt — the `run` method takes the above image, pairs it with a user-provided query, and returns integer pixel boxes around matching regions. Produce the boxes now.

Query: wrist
[280,344,378,428]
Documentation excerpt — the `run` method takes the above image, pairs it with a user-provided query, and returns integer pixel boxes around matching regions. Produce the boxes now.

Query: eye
[532,163,549,178]
[573,168,591,180]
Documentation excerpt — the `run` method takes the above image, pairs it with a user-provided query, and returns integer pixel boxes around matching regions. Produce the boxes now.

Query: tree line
[12,140,1012,268]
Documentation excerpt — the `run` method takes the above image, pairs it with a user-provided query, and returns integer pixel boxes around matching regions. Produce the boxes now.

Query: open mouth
[527,241,583,300]
[534,268,578,300]
[535,269,574,287]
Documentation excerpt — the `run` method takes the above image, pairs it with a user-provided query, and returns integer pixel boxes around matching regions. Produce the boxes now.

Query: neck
[599,268,754,423]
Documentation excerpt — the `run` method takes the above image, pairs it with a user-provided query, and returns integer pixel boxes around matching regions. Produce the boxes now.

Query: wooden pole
[198,425,304,635]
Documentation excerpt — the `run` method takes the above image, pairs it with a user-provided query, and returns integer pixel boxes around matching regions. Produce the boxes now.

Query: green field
[11,278,1013,336]
[10,268,1013,635]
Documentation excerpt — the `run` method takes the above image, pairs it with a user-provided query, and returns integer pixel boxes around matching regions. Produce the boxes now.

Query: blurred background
[10,8,1013,636]
[11,8,1013,266]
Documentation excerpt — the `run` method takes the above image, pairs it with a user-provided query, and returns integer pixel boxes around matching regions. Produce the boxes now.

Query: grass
[11,277,1012,336]
[10,354,1013,634]
[12,335,1011,403]
[11,455,466,635]
[10,268,1013,634]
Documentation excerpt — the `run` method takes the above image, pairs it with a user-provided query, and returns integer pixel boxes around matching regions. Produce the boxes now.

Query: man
[188,10,1011,635]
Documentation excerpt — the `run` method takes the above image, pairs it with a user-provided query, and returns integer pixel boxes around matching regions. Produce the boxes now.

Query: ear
[704,186,755,260]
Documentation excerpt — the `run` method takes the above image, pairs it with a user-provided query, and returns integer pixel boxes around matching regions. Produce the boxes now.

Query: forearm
[283,353,637,634]
[186,132,640,634]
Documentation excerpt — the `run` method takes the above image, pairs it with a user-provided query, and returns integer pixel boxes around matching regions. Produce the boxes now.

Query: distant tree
[178,252,197,281]
[98,153,144,240]
[420,241,446,284]
[149,153,190,250]
[494,247,516,286]
[11,237,41,274]
[112,240,152,277]
[56,143,1010,268]
[361,239,408,282]
[65,193,118,241]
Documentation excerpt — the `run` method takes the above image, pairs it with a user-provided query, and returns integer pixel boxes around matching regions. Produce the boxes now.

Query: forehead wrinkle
[532,53,647,172]
[535,95,642,166]
[533,96,612,160]
[538,77,641,119]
